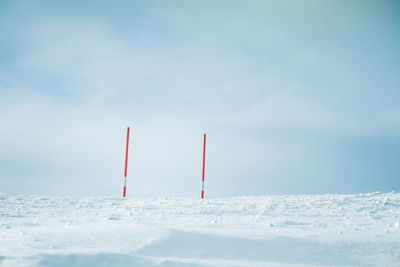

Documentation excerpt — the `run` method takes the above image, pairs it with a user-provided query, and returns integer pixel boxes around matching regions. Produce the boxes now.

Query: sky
[0,0,399,197]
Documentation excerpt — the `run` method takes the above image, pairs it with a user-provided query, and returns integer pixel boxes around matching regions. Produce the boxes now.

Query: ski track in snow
[0,192,399,266]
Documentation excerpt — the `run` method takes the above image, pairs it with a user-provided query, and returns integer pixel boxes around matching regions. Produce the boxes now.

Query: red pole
[201,133,206,199]
[123,126,130,197]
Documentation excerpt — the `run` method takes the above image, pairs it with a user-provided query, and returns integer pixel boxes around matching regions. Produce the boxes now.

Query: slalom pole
[201,133,206,199]
[123,126,130,197]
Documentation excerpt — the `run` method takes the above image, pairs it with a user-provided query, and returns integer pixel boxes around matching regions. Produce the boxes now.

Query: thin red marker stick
[123,126,130,197]
[201,133,206,199]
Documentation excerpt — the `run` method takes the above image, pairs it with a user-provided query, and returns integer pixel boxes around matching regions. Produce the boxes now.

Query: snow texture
[0,192,399,266]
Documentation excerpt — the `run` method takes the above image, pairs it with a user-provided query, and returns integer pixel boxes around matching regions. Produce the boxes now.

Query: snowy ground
[0,192,399,267]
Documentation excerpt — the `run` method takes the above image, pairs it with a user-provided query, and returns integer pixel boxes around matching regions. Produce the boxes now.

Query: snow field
[0,192,399,266]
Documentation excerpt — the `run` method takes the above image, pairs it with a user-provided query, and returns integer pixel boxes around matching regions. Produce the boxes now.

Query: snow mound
[1,193,399,266]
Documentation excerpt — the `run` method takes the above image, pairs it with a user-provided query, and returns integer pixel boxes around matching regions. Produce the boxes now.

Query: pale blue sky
[0,0,399,197]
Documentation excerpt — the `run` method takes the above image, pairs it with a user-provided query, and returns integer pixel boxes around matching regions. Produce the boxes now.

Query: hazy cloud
[1,0,399,196]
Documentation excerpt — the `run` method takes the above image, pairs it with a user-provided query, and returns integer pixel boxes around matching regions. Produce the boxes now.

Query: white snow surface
[0,192,399,267]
